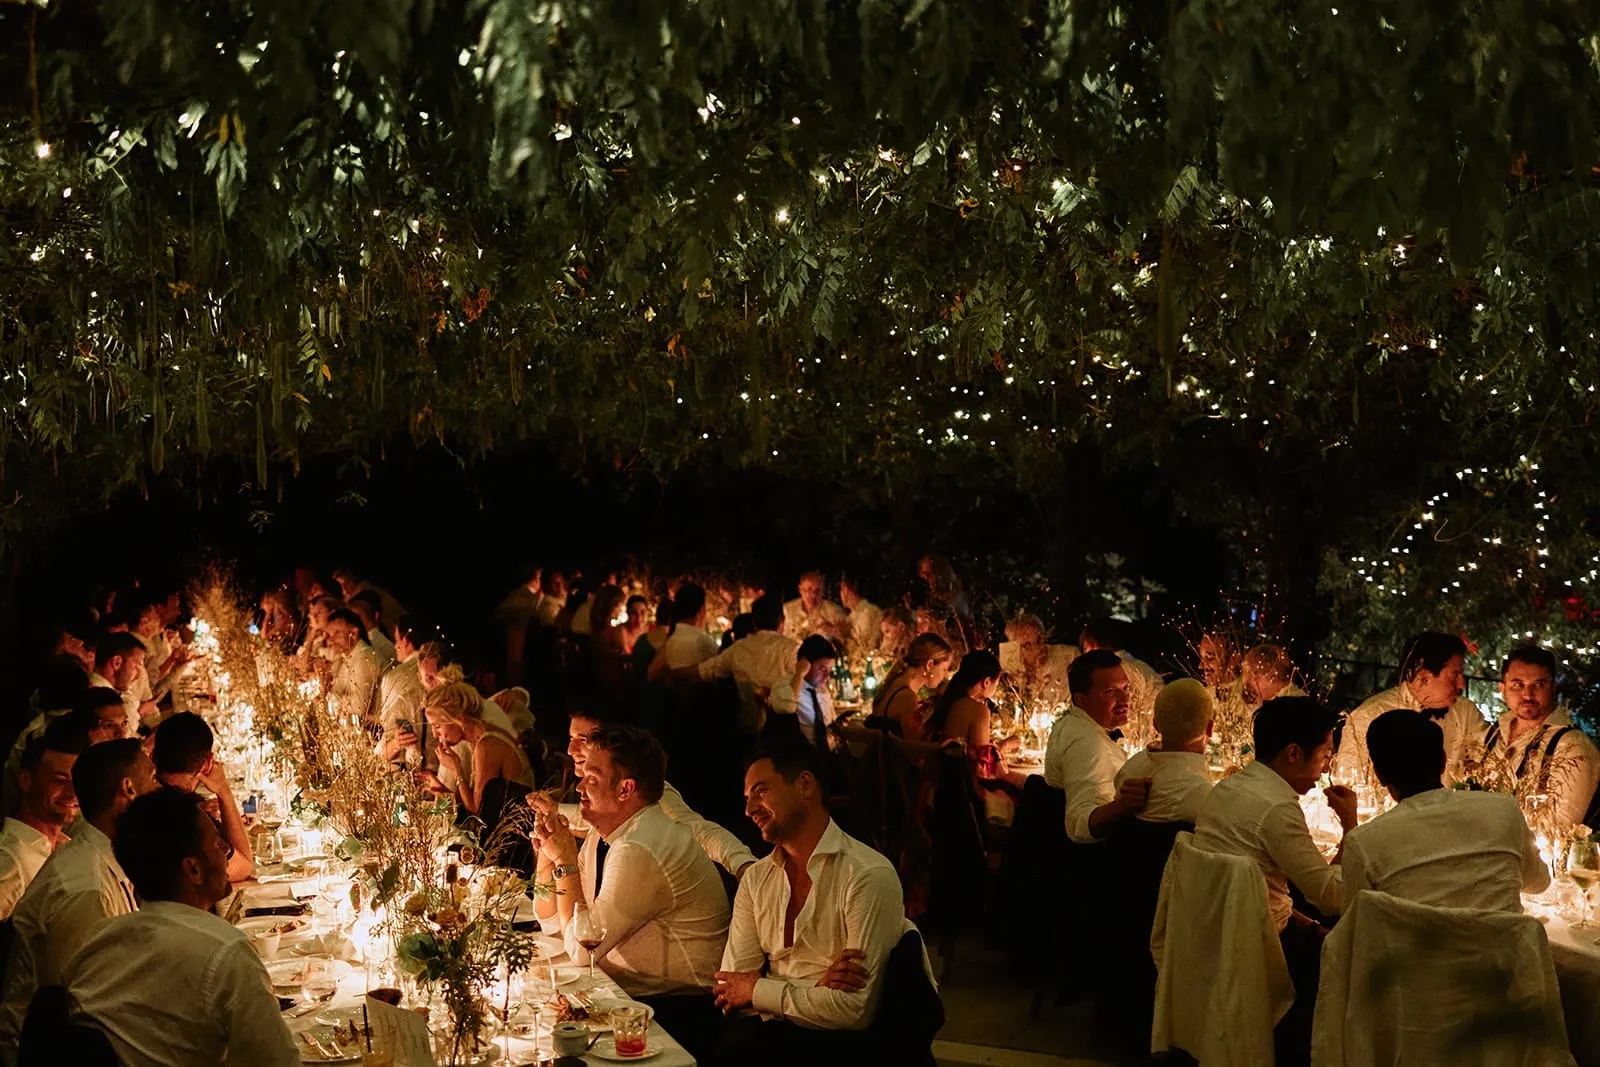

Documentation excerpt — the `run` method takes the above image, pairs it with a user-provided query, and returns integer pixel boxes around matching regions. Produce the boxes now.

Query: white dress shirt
[1043,707,1128,843]
[783,598,848,640]
[659,784,757,875]
[660,625,721,670]
[0,819,61,920]
[998,643,1078,707]
[1193,760,1343,932]
[1484,707,1600,828]
[698,631,801,715]
[1337,686,1488,783]
[797,682,837,746]
[721,819,919,1030]
[377,655,425,761]
[1340,788,1549,912]
[0,821,138,1054]
[330,642,384,722]
[847,601,884,653]
[64,900,300,1067]
[367,629,398,670]
[1116,749,1213,825]
[564,805,731,996]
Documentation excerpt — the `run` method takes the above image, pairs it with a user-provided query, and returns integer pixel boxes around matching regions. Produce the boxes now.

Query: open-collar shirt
[1044,707,1129,844]
[720,819,917,1031]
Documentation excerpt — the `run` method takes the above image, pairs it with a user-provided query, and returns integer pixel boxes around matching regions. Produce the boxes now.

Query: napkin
[364,994,436,1067]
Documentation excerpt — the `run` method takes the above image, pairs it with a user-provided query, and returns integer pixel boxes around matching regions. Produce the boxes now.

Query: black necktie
[810,686,829,749]
[593,838,610,895]
[1108,729,1124,742]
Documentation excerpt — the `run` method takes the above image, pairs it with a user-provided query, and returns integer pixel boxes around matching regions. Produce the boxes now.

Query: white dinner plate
[295,1024,363,1062]
[589,1037,663,1061]
[266,957,350,992]
[238,916,310,938]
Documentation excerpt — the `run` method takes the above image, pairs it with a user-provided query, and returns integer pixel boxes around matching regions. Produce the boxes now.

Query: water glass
[302,958,339,1005]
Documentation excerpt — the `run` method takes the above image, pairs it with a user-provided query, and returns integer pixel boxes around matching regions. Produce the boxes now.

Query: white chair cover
[1313,889,1573,1067]
[1151,831,1295,1065]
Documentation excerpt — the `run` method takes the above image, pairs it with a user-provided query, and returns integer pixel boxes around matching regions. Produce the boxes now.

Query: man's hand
[1115,777,1152,815]
[817,949,867,992]
[531,810,580,869]
[415,769,450,795]
[199,757,232,797]
[527,791,560,818]
[1325,784,1359,832]
[713,970,760,1013]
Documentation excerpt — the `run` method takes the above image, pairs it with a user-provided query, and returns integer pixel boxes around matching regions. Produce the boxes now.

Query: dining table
[1523,895,1600,1067]
[229,873,698,1066]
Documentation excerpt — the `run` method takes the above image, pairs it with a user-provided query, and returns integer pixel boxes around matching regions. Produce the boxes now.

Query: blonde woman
[871,633,954,738]
[420,681,535,817]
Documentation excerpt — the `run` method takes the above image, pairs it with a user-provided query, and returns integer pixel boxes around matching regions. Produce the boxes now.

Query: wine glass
[1568,835,1600,935]
[571,905,607,988]
[302,958,339,1007]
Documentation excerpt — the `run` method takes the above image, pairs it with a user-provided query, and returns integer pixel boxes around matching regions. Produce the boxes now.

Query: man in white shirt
[1343,709,1549,910]
[680,596,801,725]
[333,568,405,628]
[152,713,255,884]
[532,726,729,1055]
[1193,697,1356,1064]
[537,712,757,877]
[1238,643,1307,709]
[0,722,81,918]
[1078,619,1164,739]
[324,608,384,723]
[377,621,435,767]
[88,632,155,738]
[347,591,398,668]
[648,583,722,675]
[1479,644,1600,829]
[65,787,299,1067]
[713,740,928,1063]
[1115,678,1214,825]
[783,573,848,642]
[838,578,883,656]
[999,614,1077,708]
[0,738,157,1058]
[1336,631,1487,784]
[1044,649,1150,843]
[793,636,840,752]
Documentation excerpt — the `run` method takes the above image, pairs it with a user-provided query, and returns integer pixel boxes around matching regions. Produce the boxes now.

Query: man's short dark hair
[74,686,127,719]
[587,724,666,804]
[325,608,366,633]
[20,717,85,774]
[751,595,784,633]
[73,738,145,820]
[747,738,825,790]
[1068,649,1125,697]
[1366,709,1446,795]
[670,583,707,625]
[1252,696,1342,763]
[153,712,215,776]
[1501,644,1557,681]
[114,787,210,903]
[797,635,839,664]
[1397,632,1468,681]
[395,615,434,647]
[1079,618,1127,651]
[93,631,145,671]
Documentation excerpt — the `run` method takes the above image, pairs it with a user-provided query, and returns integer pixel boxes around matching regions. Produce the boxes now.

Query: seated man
[998,614,1077,707]
[531,726,729,1052]
[1239,644,1307,710]
[534,710,757,877]
[0,720,82,918]
[1077,618,1164,735]
[1044,649,1150,843]
[153,713,255,883]
[0,738,156,1054]
[1343,709,1549,910]
[711,740,931,1064]
[1336,631,1486,784]
[64,788,300,1067]
[1481,644,1600,829]
[1115,678,1214,825]
[669,595,800,727]
[783,573,848,642]
[88,631,156,737]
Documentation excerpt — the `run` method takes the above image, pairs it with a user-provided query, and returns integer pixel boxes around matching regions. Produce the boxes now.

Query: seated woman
[923,650,1020,824]
[420,681,537,827]
[871,633,953,738]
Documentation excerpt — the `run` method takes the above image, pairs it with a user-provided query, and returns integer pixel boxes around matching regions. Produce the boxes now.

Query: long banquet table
[233,878,696,1066]
[1530,907,1600,1067]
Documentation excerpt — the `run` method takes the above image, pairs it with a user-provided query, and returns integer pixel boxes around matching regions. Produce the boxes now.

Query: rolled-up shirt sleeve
[749,864,904,1030]
[1262,800,1344,918]
[659,788,756,875]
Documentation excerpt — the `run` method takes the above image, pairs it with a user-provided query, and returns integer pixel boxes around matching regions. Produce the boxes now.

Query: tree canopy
[5,0,1600,664]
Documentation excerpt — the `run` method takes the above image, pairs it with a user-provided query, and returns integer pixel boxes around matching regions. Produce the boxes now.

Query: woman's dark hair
[925,649,1001,739]
[667,583,707,636]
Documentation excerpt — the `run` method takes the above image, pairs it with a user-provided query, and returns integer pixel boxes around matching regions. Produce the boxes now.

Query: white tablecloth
[1538,912,1600,1067]
[237,881,696,1066]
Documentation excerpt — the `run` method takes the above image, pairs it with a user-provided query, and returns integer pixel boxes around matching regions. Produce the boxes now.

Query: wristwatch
[552,863,581,880]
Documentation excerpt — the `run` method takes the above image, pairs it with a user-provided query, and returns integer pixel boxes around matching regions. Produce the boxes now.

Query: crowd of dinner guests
[0,561,1596,1066]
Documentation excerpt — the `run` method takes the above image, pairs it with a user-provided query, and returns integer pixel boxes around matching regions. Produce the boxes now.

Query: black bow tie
[1421,707,1449,721]
[1108,729,1124,741]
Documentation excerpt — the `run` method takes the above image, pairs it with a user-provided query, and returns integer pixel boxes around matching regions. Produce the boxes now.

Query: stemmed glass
[1567,835,1600,937]
[571,905,607,988]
